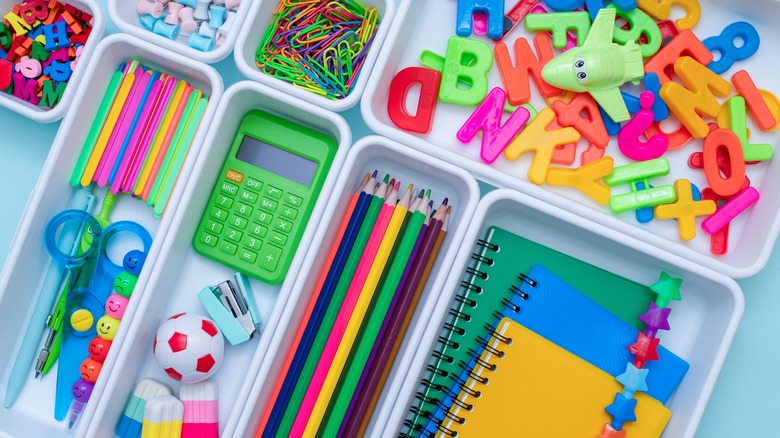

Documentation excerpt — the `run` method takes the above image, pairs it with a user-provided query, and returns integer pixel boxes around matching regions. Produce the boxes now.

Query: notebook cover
[439,318,671,438]
[512,264,689,403]
[407,226,658,436]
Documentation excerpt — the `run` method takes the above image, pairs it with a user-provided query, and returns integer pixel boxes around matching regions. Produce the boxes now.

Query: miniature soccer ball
[153,313,225,383]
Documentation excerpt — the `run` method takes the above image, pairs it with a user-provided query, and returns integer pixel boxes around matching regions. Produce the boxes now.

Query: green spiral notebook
[402,226,656,436]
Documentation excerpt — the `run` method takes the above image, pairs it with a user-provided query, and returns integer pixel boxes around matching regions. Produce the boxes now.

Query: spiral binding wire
[401,239,538,438]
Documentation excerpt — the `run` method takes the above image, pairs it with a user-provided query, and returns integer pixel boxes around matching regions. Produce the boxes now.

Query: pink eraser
[180,380,218,437]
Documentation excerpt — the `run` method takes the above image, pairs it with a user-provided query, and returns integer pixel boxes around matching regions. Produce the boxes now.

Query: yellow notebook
[438,318,671,438]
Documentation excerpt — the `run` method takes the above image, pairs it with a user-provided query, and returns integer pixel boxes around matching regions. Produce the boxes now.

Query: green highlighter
[193,110,338,284]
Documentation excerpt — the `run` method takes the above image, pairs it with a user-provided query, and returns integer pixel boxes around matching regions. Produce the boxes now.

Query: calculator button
[226,169,244,183]
[256,212,272,225]
[220,181,238,196]
[259,198,278,213]
[258,244,282,271]
[230,215,248,230]
[285,193,303,207]
[280,206,298,220]
[273,218,293,234]
[246,178,262,191]
[244,236,262,250]
[219,240,237,255]
[215,194,234,209]
[204,219,223,234]
[199,232,218,247]
[250,223,268,238]
[225,228,243,243]
[235,202,253,217]
[210,206,229,222]
[269,231,288,246]
[240,190,258,203]
[239,248,258,264]
[264,185,283,199]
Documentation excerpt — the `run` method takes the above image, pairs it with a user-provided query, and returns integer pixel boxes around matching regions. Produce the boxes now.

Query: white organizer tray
[377,188,744,438]
[232,136,481,436]
[0,34,223,437]
[86,81,352,437]
[108,0,250,64]
[0,0,105,122]
[234,0,396,112]
[362,0,780,278]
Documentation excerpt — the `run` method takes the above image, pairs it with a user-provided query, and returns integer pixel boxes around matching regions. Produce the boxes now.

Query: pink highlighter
[180,380,218,437]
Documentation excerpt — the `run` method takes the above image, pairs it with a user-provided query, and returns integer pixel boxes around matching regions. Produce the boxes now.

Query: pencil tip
[372,170,378,178]
[395,181,401,190]
[417,189,424,198]
[389,178,395,187]
[383,174,390,183]
[443,197,449,205]
[426,188,432,197]
[407,183,413,192]
[446,205,452,212]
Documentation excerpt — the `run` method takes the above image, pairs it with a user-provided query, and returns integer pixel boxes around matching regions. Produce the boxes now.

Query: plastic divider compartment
[362,0,780,279]
[231,135,480,436]
[85,80,352,437]
[0,0,105,122]
[379,188,744,438]
[0,33,222,437]
[233,0,396,112]
[108,0,250,64]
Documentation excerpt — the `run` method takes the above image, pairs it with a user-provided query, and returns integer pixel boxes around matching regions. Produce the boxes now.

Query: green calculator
[193,109,338,284]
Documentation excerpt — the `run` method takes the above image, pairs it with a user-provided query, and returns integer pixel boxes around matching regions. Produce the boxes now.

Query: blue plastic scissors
[43,209,153,421]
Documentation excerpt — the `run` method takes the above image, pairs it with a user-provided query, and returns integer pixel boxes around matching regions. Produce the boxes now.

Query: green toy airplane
[541,7,644,122]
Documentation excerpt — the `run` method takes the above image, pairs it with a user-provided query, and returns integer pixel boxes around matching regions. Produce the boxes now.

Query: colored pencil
[354,205,451,437]
[296,185,417,437]
[268,176,393,438]
[256,171,373,435]
[339,196,432,438]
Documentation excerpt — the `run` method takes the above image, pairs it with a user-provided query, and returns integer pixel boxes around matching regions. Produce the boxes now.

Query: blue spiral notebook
[423,264,688,436]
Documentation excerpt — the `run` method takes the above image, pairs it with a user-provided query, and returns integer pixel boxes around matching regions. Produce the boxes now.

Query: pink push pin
[137,0,164,18]
[164,2,183,25]
[224,0,241,10]
[618,91,669,161]
[178,7,198,33]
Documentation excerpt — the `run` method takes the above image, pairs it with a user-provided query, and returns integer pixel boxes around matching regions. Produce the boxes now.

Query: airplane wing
[584,7,616,47]
[590,87,630,123]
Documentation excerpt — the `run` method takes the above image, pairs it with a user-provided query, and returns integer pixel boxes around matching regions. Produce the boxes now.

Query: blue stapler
[198,273,263,345]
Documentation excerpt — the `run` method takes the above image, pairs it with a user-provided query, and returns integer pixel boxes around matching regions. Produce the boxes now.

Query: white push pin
[218,10,235,37]
[194,0,210,20]
[164,2,183,25]
[137,0,164,18]
[178,6,198,33]
[198,21,217,39]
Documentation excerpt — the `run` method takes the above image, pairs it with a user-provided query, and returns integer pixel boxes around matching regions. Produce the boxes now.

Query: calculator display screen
[236,136,318,186]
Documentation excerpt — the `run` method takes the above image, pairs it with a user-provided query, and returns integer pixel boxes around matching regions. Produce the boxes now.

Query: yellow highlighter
[80,61,140,187]
[142,395,183,438]
[134,80,188,197]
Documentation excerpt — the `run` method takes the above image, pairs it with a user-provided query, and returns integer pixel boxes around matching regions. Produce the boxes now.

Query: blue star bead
[649,271,682,308]
[617,362,649,399]
[606,393,638,430]
[639,302,672,337]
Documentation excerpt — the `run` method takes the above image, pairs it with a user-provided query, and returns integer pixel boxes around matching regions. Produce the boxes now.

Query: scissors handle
[44,210,103,268]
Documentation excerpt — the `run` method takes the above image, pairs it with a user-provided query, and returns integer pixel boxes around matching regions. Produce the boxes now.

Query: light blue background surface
[0,1,775,436]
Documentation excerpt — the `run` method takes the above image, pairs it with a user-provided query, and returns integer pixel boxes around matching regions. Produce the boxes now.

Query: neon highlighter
[70,69,124,187]
[80,62,140,187]
[153,96,209,218]
[92,67,150,187]
[95,69,154,187]
[140,83,194,201]
[133,80,187,197]
[146,89,202,207]
[108,72,166,194]
[121,75,177,193]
